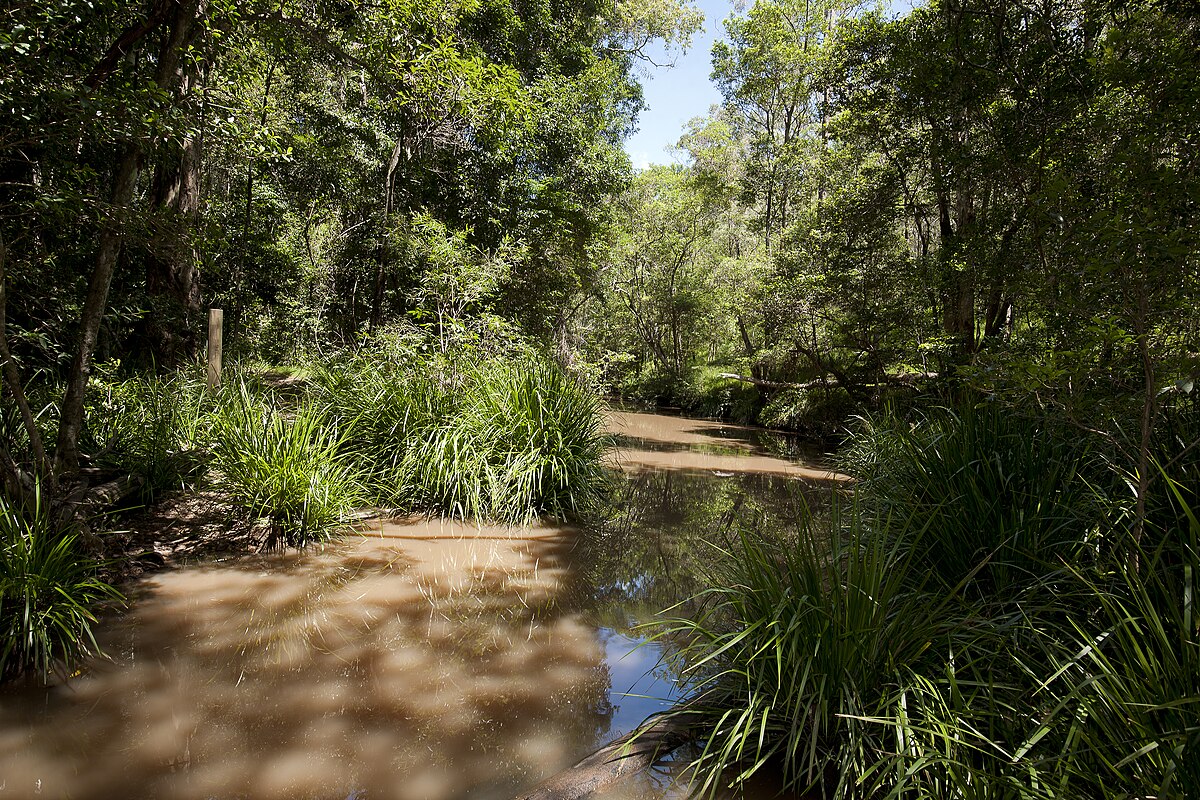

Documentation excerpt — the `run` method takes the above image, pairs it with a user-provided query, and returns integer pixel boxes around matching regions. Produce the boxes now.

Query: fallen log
[56,474,147,551]
[716,371,938,392]
[715,372,805,390]
[72,473,145,517]
[512,716,691,800]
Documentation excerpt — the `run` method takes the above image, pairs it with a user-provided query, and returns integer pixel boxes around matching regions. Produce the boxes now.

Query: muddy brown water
[0,410,845,800]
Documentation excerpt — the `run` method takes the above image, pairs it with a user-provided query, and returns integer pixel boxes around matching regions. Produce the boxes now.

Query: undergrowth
[209,385,363,548]
[652,403,1200,799]
[0,490,123,681]
[207,337,610,539]
[86,367,210,500]
[0,332,609,683]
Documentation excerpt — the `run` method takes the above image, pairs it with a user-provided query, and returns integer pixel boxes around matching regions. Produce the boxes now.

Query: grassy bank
[0,490,122,681]
[0,329,609,682]
[653,404,1199,798]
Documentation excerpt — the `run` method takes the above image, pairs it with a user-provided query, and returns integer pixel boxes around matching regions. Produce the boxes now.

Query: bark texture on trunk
[55,146,143,472]
[56,0,204,472]
[145,1,208,364]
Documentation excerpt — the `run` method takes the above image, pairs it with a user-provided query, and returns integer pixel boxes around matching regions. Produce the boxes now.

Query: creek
[0,410,846,800]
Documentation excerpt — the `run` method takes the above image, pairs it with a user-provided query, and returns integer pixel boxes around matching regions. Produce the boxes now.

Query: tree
[711,0,856,254]
[0,0,703,507]
[589,165,725,393]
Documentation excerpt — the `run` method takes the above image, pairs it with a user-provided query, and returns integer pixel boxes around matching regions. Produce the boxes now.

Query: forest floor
[100,490,263,584]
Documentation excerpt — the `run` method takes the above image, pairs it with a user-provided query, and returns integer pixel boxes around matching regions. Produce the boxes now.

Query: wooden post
[207,308,223,389]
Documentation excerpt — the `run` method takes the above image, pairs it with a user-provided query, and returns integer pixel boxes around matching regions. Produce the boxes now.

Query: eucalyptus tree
[711,0,859,255]
[591,165,728,394]
[831,0,1091,365]
[677,110,767,364]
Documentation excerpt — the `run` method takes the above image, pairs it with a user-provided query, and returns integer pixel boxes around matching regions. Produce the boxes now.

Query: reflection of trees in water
[578,468,832,635]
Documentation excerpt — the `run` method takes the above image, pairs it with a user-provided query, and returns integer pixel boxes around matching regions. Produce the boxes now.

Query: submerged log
[513,717,691,800]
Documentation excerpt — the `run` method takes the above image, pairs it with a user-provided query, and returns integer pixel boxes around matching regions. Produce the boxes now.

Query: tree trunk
[1133,292,1156,553]
[55,146,143,473]
[736,313,756,357]
[0,231,53,497]
[146,39,206,365]
[370,138,405,333]
[513,717,690,800]
[56,0,204,472]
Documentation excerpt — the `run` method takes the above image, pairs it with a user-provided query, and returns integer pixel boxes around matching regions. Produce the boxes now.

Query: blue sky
[624,0,920,169]
[624,0,733,170]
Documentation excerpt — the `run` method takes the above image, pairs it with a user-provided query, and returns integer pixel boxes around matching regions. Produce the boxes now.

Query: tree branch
[83,0,176,89]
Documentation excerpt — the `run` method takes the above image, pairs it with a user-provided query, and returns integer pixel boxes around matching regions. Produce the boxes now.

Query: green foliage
[711,0,853,245]
[580,165,744,402]
[587,0,1198,442]
[655,512,947,797]
[412,356,610,522]
[0,491,123,682]
[657,408,1200,798]
[85,367,211,499]
[314,339,610,523]
[839,405,1103,593]
[686,369,761,424]
[311,347,448,502]
[1028,539,1200,795]
[209,385,363,548]
[760,386,854,437]
[0,0,701,492]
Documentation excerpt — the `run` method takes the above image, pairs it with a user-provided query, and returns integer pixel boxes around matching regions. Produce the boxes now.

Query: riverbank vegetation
[581,0,1198,441]
[1,331,610,678]
[1,0,1197,792]
[616,0,1197,791]
[656,402,1198,797]
[1,0,694,680]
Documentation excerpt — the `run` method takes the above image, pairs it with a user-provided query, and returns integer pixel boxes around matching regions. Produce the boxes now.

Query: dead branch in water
[512,716,691,800]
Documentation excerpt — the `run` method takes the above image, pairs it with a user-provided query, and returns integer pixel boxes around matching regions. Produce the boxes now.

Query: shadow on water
[0,410,841,799]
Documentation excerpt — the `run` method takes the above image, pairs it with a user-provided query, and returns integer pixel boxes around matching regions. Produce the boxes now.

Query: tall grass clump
[839,405,1102,593]
[311,352,450,501]
[654,509,954,797]
[209,384,363,547]
[85,367,211,498]
[655,403,1199,798]
[1029,533,1200,796]
[0,490,123,681]
[209,333,608,539]
[311,342,609,523]
[408,357,609,521]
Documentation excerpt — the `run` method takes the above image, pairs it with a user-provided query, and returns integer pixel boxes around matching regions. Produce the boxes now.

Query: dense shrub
[839,405,1104,593]
[86,367,210,499]
[414,356,610,521]
[654,405,1199,799]
[314,345,610,522]
[760,385,855,437]
[686,369,761,424]
[209,386,364,548]
[0,492,123,681]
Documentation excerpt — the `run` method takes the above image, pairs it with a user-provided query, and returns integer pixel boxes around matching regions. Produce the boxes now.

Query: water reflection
[605,413,847,485]
[0,410,840,799]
